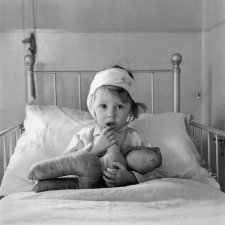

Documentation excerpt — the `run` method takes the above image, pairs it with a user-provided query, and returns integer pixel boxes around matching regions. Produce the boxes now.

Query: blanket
[1,178,225,225]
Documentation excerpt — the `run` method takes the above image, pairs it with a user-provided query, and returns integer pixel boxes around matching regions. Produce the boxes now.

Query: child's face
[94,88,131,130]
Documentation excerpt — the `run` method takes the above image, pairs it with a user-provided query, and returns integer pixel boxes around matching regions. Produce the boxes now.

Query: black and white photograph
[0,0,225,224]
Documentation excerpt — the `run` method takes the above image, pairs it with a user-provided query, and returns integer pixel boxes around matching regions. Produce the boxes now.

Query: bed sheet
[1,178,225,225]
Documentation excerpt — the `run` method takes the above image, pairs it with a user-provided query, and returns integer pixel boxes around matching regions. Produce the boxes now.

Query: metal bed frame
[1,51,225,189]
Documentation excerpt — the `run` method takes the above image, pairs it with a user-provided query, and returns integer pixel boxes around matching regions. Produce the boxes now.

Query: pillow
[0,104,95,195]
[130,113,217,186]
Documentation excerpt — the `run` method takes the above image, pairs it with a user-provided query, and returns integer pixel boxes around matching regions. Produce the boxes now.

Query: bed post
[171,53,182,112]
[22,33,36,103]
[24,54,36,103]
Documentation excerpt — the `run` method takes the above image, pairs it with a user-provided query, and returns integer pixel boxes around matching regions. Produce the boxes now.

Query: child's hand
[91,126,117,156]
[103,162,138,187]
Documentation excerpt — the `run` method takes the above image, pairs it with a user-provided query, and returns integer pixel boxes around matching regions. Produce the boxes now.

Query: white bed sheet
[1,178,225,225]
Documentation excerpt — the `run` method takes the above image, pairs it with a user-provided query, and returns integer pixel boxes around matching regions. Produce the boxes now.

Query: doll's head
[87,66,146,129]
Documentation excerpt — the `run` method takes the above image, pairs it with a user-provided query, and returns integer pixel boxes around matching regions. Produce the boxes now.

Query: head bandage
[87,68,137,117]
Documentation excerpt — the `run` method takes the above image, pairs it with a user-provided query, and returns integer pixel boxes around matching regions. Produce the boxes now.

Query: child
[29,66,162,191]
[63,65,161,187]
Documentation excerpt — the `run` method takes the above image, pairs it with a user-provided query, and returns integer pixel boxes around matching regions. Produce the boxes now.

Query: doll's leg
[28,151,102,183]
[126,147,162,174]
[100,144,127,171]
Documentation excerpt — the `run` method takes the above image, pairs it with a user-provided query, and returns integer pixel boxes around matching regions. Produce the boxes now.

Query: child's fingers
[103,176,115,187]
[103,170,117,187]
[105,129,115,138]
[108,139,117,146]
[113,162,127,170]
[102,126,114,135]
[102,126,111,134]
[105,168,117,176]
[107,134,116,141]
[102,127,117,143]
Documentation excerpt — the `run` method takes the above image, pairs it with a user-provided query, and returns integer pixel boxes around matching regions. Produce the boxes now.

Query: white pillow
[0,104,95,195]
[130,113,217,186]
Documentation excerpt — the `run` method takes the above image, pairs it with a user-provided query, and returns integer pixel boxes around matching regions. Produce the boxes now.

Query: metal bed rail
[190,121,225,182]
[0,123,24,172]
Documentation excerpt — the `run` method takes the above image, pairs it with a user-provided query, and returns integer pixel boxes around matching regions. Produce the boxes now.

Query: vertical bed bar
[207,132,211,172]
[3,136,7,171]
[171,53,182,112]
[53,73,57,105]
[78,73,82,110]
[200,129,203,161]
[151,72,154,114]
[9,135,13,158]
[215,134,219,181]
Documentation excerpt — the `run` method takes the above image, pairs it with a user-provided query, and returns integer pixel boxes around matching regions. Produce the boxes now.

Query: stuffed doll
[28,144,162,192]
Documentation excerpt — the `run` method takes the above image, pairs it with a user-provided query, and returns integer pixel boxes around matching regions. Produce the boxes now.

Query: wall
[203,0,225,128]
[0,32,26,130]
[203,0,225,190]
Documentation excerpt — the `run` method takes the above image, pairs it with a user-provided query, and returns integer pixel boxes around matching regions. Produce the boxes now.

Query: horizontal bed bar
[33,69,172,74]
[0,123,23,137]
[191,121,225,137]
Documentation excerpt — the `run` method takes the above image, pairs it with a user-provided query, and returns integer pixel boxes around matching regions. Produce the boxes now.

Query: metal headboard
[24,53,182,113]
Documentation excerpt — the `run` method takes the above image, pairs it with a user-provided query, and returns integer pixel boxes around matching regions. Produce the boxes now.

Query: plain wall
[203,0,225,190]
[0,32,26,130]
[203,0,225,128]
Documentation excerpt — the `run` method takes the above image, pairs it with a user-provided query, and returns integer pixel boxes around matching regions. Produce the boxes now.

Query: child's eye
[117,104,124,110]
[99,104,107,109]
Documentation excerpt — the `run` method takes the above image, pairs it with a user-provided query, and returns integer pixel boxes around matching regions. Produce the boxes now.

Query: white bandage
[87,68,137,117]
